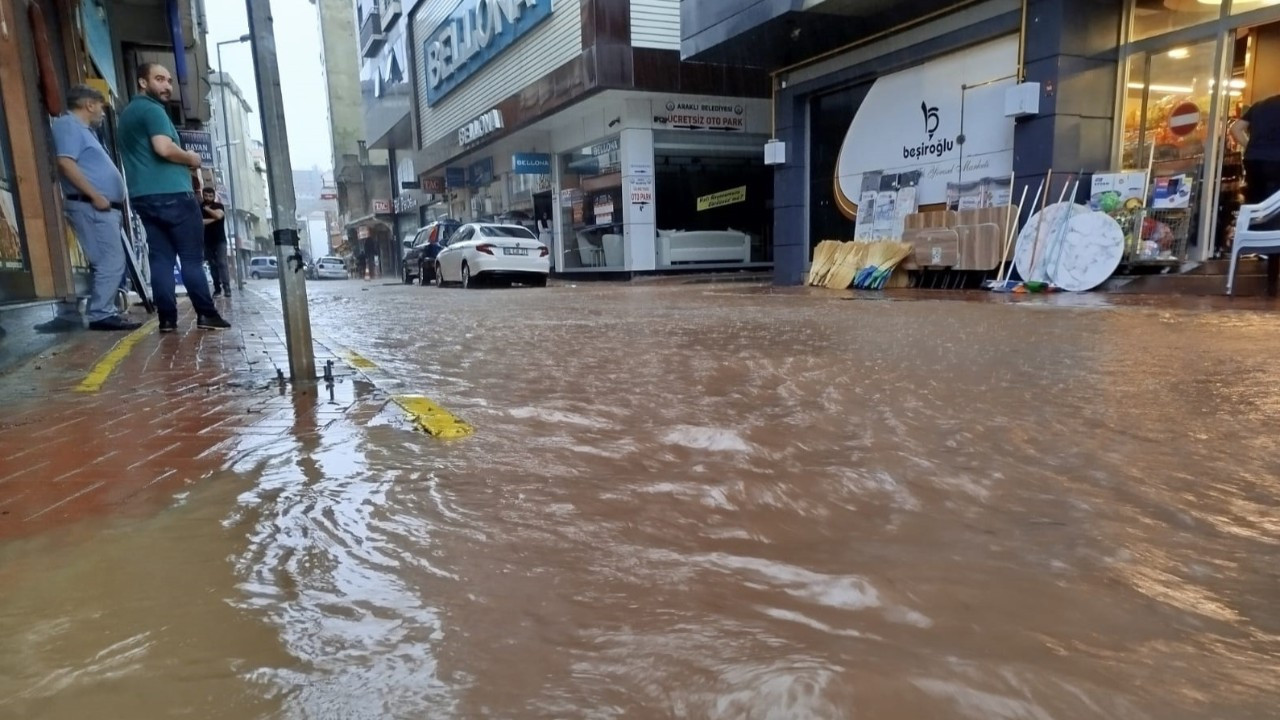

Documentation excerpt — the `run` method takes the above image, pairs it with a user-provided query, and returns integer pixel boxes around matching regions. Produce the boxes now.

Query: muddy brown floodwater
[2,282,1279,719]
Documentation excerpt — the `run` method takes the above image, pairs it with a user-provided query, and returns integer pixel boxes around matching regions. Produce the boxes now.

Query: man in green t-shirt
[117,63,229,332]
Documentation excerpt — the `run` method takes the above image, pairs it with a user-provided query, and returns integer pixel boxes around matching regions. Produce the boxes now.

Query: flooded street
[3,281,1279,719]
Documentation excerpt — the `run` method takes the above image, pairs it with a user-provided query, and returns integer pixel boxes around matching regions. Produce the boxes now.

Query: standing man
[1232,94,1280,209]
[201,187,230,297]
[52,85,140,331]
[117,63,229,332]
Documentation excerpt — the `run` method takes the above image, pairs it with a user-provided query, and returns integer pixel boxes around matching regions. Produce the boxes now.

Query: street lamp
[216,33,252,290]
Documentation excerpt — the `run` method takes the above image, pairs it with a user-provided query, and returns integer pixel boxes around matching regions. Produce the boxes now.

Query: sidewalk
[0,289,386,541]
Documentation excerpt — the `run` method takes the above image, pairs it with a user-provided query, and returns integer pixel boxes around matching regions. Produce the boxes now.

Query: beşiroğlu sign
[425,0,552,105]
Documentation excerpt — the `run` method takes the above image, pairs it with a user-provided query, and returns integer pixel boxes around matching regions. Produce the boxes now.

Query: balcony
[379,0,402,30]
[360,10,385,58]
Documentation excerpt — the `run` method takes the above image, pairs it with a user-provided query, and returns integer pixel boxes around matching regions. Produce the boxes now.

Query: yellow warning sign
[696,186,747,212]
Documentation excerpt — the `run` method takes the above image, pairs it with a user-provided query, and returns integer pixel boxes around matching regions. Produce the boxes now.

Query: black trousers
[1244,159,1280,205]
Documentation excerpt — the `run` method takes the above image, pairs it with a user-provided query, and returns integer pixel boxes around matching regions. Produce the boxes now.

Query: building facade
[0,0,211,368]
[208,71,268,272]
[407,0,772,276]
[357,0,426,281]
[683,0,1280,285]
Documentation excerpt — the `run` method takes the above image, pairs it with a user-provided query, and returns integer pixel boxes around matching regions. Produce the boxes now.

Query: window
[1131,0,1222,42]
[480,226,536,239]
[1120,40,1219,168]
[1231,0,1280,17]
[558,136,623,269]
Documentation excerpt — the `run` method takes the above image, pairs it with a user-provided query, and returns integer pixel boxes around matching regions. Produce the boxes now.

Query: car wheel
[251,272,260,280]
[403,267,413,284]
[530,276,548,288]
[434,262,445,286]
[461,262,473,289]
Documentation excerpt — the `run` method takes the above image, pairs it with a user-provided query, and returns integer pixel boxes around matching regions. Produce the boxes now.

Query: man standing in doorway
[201,187,230,296]
[117,63,229,332]
[1232,94,1280,209]
[51,85,141,331]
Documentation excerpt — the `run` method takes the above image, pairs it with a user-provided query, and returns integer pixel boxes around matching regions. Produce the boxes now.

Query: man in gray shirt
[52,85,140,330]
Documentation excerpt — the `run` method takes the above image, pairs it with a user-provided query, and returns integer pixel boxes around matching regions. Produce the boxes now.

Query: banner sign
[696,186,747,212]
[512,152,551,175]
[445,167,466,189]
[178,130,215,165]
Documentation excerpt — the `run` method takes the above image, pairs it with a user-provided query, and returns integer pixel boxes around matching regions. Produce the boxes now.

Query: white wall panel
[630,0,680,50]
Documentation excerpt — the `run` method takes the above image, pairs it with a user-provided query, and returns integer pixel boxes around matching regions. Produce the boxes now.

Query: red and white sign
[1168,102,1201,137]
[372,199,392,214]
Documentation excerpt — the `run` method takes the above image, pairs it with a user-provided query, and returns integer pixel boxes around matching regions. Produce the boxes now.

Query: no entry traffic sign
[1168,102,1201,137]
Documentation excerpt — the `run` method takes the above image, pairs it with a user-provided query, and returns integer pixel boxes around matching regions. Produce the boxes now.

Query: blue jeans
[132,192,216,322]
[64,203,126,322]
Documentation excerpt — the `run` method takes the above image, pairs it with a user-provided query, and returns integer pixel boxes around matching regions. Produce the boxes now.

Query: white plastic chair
[1227,188,1280,296]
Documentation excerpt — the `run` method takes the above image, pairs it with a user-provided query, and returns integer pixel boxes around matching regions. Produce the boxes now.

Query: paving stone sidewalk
[0,289,385,541]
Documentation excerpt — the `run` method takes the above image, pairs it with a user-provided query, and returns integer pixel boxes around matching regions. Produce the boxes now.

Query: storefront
[690,0,1280,284]
[1117,0,1280,261]
[409,0,771,275]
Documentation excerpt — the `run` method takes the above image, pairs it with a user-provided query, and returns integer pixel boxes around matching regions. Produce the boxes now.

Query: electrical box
[764,139,786,166]
[1004,82,1041,118]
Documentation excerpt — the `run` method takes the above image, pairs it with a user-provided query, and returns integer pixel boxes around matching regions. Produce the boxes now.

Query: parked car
[435,223,549,288]
[314,256,347,279]
[248,256,278,279]
[403,220,460,285]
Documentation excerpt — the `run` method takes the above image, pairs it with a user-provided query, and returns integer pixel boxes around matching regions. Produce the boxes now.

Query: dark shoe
[197,314,231,330]
[88,315,143,331]
[34,317,84,334]
[159,319,178,334]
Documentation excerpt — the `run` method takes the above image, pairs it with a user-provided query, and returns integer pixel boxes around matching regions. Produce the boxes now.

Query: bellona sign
[425,0,552,105]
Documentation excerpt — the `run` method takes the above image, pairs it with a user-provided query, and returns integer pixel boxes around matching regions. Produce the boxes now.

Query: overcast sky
[205,0,335,173]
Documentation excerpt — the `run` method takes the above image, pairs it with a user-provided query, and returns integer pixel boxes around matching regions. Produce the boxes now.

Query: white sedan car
[314,256,348,279]
[435,223,550,288]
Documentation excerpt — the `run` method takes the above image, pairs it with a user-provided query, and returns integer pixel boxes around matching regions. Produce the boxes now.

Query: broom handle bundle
[1030,172,1072,282]
[998,182,1031,283]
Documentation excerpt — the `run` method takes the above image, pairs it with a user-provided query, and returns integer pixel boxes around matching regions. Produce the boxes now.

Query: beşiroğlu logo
[903,100,952,160]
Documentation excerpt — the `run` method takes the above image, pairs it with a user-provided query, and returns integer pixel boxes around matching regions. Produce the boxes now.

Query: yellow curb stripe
[393,395,475,439]
[343,350,378,370]
[74,319,159,393]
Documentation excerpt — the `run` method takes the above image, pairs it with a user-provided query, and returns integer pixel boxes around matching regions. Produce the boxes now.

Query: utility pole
[246,0,315,385]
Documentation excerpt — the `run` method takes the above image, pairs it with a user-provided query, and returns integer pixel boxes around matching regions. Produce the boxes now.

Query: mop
[989,178,1042,293]
[986,179,1033,292]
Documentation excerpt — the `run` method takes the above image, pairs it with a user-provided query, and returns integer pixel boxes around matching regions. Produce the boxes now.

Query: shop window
[1131,0,1222,42]
[653,153,772,266]
[558,136,622,270]
[1120,40,1219,168]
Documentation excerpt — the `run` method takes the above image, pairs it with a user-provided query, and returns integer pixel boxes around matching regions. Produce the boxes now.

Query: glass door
[1119,37,1228,260]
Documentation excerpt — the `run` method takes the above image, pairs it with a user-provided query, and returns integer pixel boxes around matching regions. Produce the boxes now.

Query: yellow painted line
[343,350,378,370]
[393,395,474,439]
[74,319,159,393]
